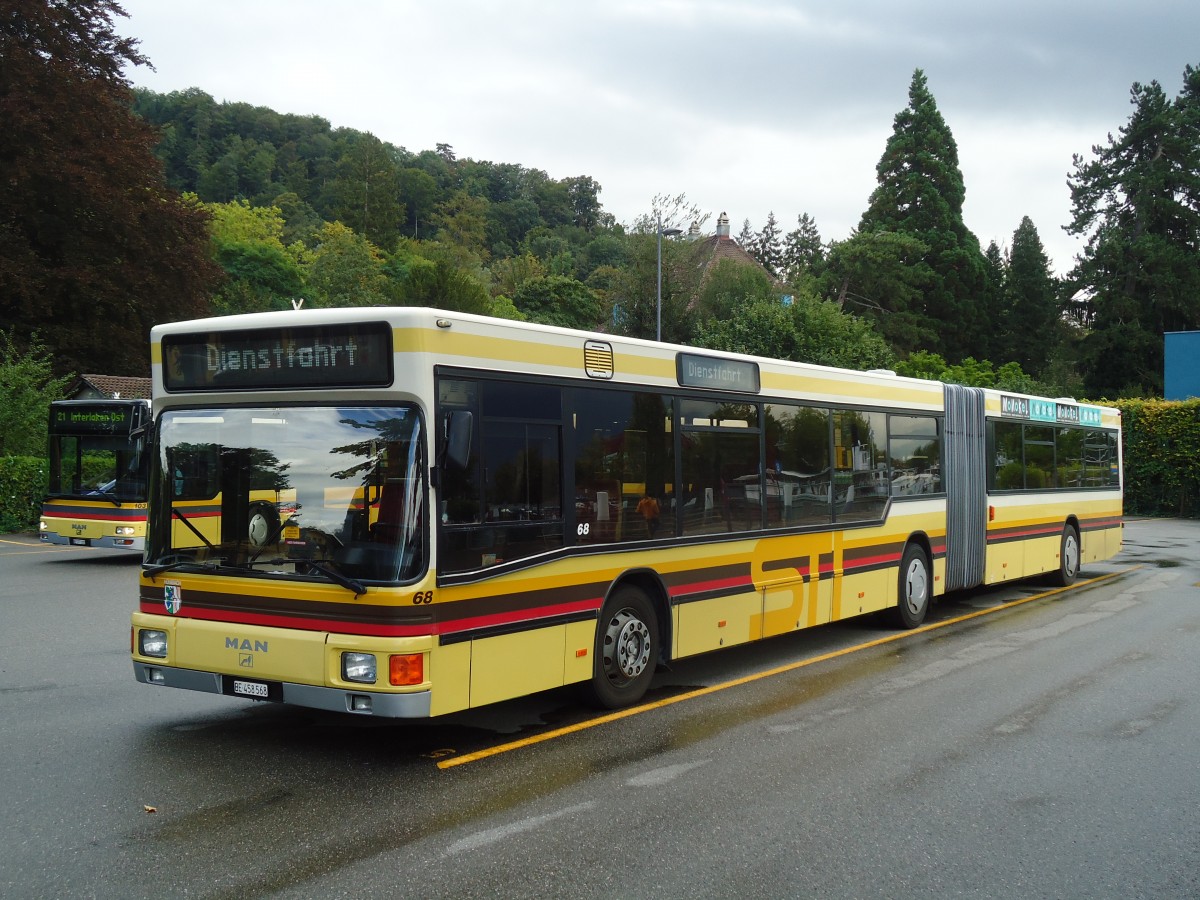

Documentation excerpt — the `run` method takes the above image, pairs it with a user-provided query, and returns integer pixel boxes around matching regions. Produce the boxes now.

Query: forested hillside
[4,1,1198,402]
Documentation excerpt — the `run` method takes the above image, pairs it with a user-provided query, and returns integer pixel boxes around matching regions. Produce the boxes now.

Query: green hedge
[0,457,47,534]
[1112,398,1200,518]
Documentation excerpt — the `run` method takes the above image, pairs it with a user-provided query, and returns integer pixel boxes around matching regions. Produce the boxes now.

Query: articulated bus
[41,399,152,550]
[131,308,1123,717]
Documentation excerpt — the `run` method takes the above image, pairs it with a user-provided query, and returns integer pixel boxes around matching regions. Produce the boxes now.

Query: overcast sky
[116,1,1198,275]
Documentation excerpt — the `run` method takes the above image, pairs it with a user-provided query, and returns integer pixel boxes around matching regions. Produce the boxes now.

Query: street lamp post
[656,216,683,341]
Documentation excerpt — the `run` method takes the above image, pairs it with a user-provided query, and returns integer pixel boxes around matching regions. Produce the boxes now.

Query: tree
[894,349,1045,393]
[858,69,992,362]
[750,212,784,276]
[606,231,704,344]
[512,275,601,330]
[1067,64,1200,396]
[489,252,546,299]
[325,132,404,249]
[430,190,490,264]
[695,293,894,371]
[821,230,935,354]
[304,222,388,306]
[782,213,824,283]
[736,218,756,250]
[695,259,778,321]
[1002,217,1062,377]
[0,330,71,457]
[0,0,220,376]
[203,198,305,314]
[388,241,491,314]
[397,167,439,238]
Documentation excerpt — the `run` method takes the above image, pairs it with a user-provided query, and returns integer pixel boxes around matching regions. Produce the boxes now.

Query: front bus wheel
[585,587,659,709]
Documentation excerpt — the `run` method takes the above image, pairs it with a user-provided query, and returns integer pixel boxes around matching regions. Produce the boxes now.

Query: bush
[1113,398,1200,517]
[0,457,48,533]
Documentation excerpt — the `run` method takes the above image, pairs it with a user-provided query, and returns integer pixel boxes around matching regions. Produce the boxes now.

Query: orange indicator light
[576,648,588,658]
[389,654,424,686]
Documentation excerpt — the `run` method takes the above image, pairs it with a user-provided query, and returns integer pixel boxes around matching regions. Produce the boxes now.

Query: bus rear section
[41,399,151,550]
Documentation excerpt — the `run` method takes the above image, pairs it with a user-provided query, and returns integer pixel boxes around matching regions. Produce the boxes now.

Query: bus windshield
[48,433,148,502]
[47,401,150,503]
[146,406,425,584]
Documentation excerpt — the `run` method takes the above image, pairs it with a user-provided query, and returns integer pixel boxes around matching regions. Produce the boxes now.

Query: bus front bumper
[132,662,432,718]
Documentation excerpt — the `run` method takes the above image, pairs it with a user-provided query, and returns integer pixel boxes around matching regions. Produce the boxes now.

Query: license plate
[221,675,281,701]
[232,679,270,699]
[70,538,89,546]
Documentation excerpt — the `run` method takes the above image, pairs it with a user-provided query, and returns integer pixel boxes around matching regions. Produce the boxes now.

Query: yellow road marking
[438,567,1136,769]
[0,537,109,554]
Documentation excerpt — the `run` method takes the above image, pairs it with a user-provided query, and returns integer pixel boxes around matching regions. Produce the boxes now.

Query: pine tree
[782,213,824,282]
[982,239,1008,359]
[1067,64,1200,396]
[736,218,756,250]
[858,69,992,362]
[1003,217,1061,377]
[752,211,783,276]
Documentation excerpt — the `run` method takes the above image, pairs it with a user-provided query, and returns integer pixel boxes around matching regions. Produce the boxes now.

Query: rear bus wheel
[893,543,931,629]
[585,587,659,709]
[1053,524,1080,587]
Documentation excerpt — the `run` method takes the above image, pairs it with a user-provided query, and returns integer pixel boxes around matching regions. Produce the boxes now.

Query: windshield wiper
[145,557,228,580]
[240,557,366,596]
[300,559,367,597]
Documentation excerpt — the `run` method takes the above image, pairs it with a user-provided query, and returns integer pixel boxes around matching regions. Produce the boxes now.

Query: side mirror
[444,411,473,470]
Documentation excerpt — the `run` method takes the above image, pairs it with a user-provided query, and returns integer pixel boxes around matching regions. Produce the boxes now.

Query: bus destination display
[52,404,138,435]
[676,352,761,393]
[163,323,393,391]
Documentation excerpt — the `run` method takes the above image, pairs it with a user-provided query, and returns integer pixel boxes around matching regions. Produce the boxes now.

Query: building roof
[691,211,779,285]
[67,374,152,400]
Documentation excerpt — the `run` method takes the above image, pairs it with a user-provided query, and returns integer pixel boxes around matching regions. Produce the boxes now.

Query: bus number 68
[413,591,434,605]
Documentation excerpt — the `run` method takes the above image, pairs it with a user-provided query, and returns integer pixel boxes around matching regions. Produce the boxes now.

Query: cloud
[118,0,1199,274]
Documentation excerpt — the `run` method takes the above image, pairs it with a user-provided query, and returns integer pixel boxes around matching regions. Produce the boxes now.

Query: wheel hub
[605,610,651,681]
[904,560,928,614]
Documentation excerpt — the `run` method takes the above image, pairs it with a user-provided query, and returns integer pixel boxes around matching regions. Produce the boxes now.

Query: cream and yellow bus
[41,399,152,550]
[131,308,1122,717]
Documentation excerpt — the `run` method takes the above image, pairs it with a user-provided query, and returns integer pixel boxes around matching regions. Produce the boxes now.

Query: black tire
[1052,524,1080,587]
[585,587,659,709]
[893,543,931,629]
[247,501,279,548]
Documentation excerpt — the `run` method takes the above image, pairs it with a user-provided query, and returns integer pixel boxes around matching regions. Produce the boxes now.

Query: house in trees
[689,212,777,285]
[65,374,152,401]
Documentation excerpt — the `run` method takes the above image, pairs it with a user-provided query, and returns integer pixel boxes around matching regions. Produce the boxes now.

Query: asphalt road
[1,520,1197,898]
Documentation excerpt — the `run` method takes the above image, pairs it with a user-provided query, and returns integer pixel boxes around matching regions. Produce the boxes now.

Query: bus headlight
[139,630,168,658]
[115,526,135,536]
[342,652,377,684]
[39,520,47,532]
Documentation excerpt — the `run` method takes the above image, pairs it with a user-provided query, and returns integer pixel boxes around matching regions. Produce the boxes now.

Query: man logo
[225,637,269,652]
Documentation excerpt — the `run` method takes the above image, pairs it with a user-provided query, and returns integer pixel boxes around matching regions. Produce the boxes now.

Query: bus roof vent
[866,369,897,377]
[584,340,614,380]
